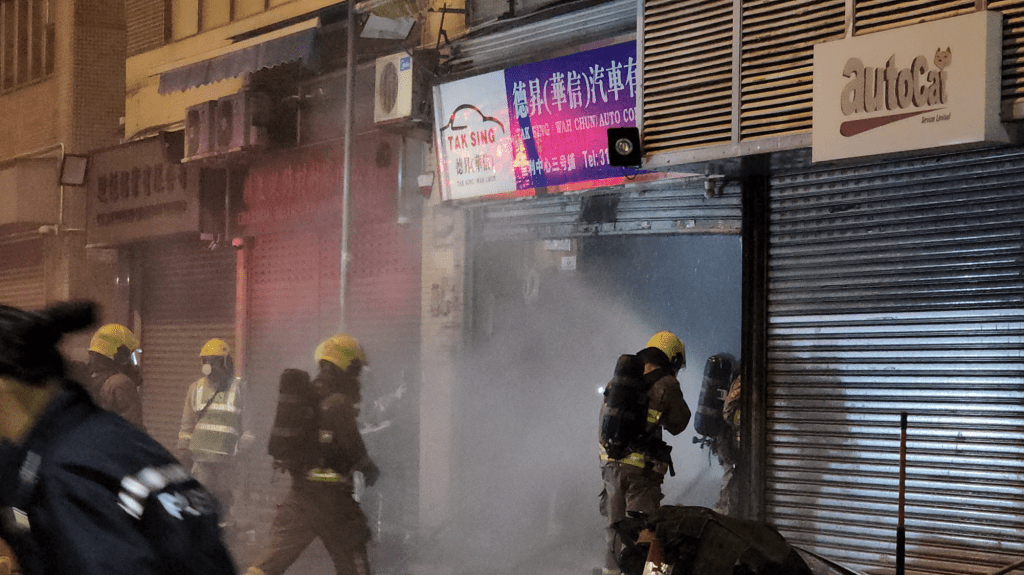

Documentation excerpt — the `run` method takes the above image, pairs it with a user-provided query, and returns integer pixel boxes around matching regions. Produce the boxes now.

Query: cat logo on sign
[811,11,1007,162]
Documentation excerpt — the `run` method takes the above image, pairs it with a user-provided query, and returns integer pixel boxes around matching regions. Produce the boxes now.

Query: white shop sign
[812,11,1008,162]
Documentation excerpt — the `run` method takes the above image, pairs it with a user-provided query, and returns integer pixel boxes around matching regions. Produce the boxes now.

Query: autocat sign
[812,11,1007,162]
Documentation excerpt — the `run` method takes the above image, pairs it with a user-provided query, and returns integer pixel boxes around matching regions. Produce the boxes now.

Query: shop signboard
[812,11,1008,162]
[87,138,200,245]
[434,41,646,201]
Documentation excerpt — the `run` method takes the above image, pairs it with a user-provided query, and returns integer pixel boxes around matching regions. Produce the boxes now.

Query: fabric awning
[157,19,319,94]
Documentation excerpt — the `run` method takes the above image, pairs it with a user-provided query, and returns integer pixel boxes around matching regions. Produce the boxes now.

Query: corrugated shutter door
[0,236,46,309]
[140,237,236,454]
[766,148,1024,575]
[477,178,741,241]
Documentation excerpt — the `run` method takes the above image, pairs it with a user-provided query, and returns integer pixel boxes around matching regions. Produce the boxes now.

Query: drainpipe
[339,0,356,332]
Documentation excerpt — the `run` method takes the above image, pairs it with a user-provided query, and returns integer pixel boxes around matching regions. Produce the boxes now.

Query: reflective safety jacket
[178,377,244,462]
[599,367,691,474]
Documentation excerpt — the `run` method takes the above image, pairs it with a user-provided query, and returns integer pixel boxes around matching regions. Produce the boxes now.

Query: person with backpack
[82,322,145,429]
[244,333,380,575]
[0,300,236,575]
[598,331,692,575]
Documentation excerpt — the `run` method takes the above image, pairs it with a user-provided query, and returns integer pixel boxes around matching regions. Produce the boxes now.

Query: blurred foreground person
[178,338,252,516]
[84,322,146,429]
[598,331,692,575]
[0,301,237,575]
[246,334,380,575]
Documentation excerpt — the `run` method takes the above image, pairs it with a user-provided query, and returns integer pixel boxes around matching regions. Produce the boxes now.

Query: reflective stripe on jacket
[180,377,243,458]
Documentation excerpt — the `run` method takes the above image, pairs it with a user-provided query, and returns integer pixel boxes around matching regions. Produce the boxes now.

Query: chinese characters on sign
[434,42,639,201]
[87,138,201,245]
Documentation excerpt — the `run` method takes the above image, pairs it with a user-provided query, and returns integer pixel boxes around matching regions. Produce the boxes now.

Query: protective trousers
[246,480,371,575]
[191,460,235,516]
[600,463,664,575]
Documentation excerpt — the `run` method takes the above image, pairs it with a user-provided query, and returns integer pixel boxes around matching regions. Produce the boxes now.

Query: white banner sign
[812,11,1008,162]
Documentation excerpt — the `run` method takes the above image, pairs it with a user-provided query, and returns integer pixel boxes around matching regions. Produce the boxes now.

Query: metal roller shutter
[766,148,1024,575]
[476,177,742,241]
[0,235,46,309]
[139,237,237,454]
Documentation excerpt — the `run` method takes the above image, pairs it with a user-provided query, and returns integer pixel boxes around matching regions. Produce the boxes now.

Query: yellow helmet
[200,338,230,357]
[646,331,686,371]
[314,333,367,371]
[89,324,140,359]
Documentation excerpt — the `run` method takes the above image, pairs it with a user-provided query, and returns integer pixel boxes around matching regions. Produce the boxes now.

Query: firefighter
[0,300,236,575]
[178,338,251,517]
[599,331,691,575]
[715,373,742,516]
[245,333,380,575]
[83,323,145,429]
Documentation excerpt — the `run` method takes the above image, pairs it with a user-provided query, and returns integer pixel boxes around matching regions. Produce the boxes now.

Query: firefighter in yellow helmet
[599,331,691,575]
[177,338,251,519]
[246,333,379,575]
[83,323,145,429]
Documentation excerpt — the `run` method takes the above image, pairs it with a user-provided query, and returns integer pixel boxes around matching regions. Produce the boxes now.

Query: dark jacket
[0,383,235,575]
[644,367,691,441]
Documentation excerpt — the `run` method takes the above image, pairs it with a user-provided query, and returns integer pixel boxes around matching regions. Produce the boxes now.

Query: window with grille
[0,0,55,93]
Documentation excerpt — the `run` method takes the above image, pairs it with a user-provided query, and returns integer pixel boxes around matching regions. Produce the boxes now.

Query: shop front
[86,136,238,452]
[420,36,748,567]
[761,12,1024,574]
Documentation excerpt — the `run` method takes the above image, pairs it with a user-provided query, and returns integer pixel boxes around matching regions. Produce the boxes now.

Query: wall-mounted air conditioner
[374,51,435,126]
[215,91,271,154]
[184,101,216,160]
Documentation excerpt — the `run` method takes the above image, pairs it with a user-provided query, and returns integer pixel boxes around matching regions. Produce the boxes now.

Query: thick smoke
[417,234,742,575]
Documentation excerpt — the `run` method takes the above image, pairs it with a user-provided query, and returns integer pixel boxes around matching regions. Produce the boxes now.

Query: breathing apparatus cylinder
[693,353,736,438]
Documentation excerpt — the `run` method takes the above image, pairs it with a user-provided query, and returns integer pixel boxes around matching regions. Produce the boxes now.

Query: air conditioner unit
[184,101,216,160]
[374,51,434,125]
[215,91,271,153]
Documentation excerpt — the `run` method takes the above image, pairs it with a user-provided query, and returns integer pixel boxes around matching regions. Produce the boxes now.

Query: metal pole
[340,0,356,332]
[896,411,907,575]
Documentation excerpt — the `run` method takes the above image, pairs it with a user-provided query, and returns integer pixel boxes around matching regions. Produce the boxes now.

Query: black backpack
[267,368,319,471]
[693,354,736,439]
[600,354,651,461]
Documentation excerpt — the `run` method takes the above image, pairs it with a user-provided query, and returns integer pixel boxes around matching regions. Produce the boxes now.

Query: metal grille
[642,0,733,153]
[476,177,741,241]
[988,0,1024,105]
[739,0,845,139]
[139,237,236,454]
[767,148,1024,575]
[853,0,977,35]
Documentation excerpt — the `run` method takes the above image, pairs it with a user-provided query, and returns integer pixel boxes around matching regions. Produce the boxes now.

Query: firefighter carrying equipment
[315,334,367,372]
[694,354,736,439]
[89,324,142,367]
[600,354,675,476]
[645,332,686,373]
[268,368,319,472]
[600,354,651,461]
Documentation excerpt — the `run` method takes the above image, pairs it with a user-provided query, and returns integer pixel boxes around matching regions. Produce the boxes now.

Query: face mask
[201,363,212,376]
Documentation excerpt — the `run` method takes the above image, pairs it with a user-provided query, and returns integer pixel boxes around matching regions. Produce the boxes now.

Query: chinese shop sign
[433,42,640,201]
[87,138,200,245]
